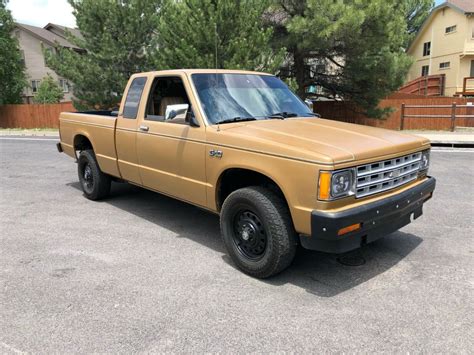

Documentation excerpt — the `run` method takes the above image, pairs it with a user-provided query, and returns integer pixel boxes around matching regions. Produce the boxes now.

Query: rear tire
[220,186,297,278]
[77,149,111,200]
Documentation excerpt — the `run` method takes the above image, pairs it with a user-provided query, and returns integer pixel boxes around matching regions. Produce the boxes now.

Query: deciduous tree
[33,75,64,103]
[0,0,27,104]
[402,0,434,46]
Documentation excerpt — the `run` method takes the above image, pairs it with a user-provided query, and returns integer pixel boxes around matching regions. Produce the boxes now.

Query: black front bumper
[300,177,436,254]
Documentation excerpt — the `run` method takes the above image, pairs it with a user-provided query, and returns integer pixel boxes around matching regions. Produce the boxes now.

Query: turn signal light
[337,223,361,236]
[318,171,331,200]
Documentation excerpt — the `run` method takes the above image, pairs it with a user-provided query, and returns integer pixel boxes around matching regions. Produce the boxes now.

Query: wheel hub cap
[83,164,93,189]
[233,210,267,260]
[240,223,256,241]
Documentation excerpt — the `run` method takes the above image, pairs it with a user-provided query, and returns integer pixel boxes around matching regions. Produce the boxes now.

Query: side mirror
[165,104,189,121]
[167,110,177,120]
[186,110,200,127]
[304,99,314,112]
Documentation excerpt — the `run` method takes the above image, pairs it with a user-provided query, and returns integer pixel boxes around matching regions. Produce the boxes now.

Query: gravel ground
[0,137,473,353]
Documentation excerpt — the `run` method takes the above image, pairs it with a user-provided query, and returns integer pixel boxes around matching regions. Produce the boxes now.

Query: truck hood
[209,118,430,165]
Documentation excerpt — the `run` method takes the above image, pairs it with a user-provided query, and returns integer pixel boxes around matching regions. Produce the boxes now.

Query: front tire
[77,149,111,200]
[220,186,297,278]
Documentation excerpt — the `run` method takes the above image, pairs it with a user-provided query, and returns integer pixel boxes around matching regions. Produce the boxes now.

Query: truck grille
[355,152,421,198]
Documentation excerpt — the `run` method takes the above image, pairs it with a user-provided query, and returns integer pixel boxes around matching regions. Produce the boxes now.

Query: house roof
[445,0,474,13]
[15,22,82,50]
[407,0,474,53]
[43,23,84,41]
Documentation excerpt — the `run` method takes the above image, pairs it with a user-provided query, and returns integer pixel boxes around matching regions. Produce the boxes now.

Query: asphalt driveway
[0,137,472,352]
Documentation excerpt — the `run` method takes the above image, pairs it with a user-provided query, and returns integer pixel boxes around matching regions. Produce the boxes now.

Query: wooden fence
[1,98,474,131]
[401,103,474,131]
[0,102,76,129]
[314,96,474,131]
[398,74,446,96]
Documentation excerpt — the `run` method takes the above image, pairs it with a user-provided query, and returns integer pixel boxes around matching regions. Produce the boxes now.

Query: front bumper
[300,177,436,253]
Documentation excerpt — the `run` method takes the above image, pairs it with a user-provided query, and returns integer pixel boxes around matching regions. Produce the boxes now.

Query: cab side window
[145,76,191,125]
[123,77,147,119]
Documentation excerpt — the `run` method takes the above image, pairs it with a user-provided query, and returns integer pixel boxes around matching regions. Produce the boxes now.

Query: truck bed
[77,110,119,117]
[59,111,119,177]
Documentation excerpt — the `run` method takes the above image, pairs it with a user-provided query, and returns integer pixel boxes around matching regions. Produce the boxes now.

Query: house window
[439,62,450,69]
[19,50,25,66]
[445,25,457,34]
[59,79,69,93]
[31,80,41,93]
[423,42,431,56]
[421,65,429,76]
[44,47,53,65]
[315,62,326,74]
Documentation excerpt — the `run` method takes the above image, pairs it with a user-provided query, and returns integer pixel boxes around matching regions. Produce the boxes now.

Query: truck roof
[130,69,274,78]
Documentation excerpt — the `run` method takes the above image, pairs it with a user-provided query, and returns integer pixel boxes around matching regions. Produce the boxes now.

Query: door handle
[139,125,149,132]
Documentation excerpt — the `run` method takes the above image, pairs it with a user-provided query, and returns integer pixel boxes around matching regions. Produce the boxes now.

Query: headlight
[419,149,430,172]
[318,169,355,200]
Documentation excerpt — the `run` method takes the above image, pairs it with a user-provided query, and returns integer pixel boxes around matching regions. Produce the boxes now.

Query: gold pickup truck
[57,69,435,278]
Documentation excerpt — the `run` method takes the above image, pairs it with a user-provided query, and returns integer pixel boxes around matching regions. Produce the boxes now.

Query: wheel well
[74,134,93,152]
[216,168,287,211]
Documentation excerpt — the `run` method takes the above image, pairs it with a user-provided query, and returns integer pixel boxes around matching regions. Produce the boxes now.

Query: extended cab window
[145,76,191,124]
[123,77,147,119]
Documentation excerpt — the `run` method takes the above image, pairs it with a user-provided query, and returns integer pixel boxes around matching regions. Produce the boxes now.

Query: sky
[7,0,76,28]
[7,0,446,29]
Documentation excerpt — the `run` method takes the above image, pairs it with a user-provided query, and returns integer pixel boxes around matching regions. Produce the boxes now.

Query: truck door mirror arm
[186,108,200,127]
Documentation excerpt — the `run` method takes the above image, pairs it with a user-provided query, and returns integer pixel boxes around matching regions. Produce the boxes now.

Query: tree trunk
[293,49,306,98]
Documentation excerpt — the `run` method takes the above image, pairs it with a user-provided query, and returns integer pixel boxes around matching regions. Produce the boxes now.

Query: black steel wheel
[232,210,267,261]
[220,186,297,278]
[77,149,111,200]
[81,162,94,194]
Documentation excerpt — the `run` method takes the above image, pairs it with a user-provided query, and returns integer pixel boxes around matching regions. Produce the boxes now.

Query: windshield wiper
[266,112,298,119]
[217,116,257,124]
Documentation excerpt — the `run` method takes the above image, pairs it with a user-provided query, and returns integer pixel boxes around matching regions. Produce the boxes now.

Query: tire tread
[78,149,111,200]
[220,186,297,278]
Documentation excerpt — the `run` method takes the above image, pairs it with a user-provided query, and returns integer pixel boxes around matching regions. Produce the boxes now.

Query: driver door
[136,74,207,207]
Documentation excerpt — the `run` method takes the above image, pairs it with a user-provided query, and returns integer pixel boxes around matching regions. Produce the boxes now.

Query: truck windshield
[191,73,313,124]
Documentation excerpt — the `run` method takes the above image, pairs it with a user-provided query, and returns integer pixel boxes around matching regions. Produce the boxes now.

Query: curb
[430,141,474,148]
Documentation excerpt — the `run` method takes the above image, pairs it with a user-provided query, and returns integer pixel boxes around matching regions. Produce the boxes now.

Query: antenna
[214,23,218,69]
[215,22,220,132]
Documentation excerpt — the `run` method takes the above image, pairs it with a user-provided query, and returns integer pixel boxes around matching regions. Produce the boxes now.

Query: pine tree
[0,0,27,104]
[153,0,284,73]
[269,0,430,117]
[33,75,64,103]
[45,0,161,109]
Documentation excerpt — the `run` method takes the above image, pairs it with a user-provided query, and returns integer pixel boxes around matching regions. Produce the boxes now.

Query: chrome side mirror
[304,99,313,111]
[165,104,189,121]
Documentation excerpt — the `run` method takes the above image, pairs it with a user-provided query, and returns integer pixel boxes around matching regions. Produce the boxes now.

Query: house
[405,0,474,96]
[13,22,83,103]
